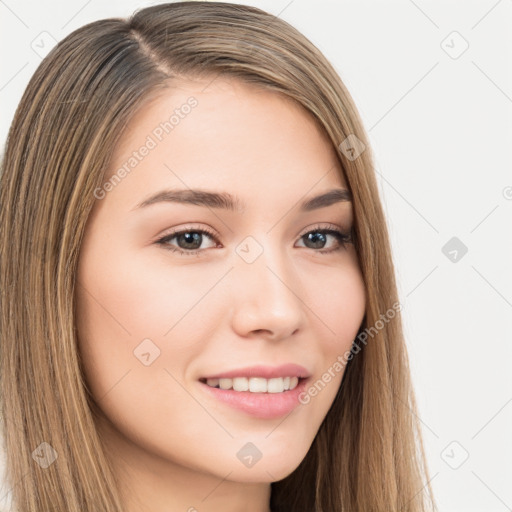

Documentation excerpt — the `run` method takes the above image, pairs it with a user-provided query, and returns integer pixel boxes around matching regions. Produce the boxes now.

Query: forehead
[101,77,347,212]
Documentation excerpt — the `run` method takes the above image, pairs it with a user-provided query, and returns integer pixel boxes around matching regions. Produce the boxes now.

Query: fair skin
[75,76,366,512]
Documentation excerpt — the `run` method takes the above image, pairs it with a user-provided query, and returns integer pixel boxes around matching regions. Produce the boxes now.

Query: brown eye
[297,225,352,254]
[156,227,219,256]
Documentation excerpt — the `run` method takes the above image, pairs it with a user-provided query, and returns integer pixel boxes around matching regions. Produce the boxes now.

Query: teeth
[267,378,283,393]
[207,378,219,388]
[233,377,249,391]
[249,377,267,392]
[205,376,301,393]
[219,378,232,390]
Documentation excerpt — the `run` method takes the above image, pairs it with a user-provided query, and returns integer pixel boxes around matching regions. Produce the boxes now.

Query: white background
[1,1,511,511]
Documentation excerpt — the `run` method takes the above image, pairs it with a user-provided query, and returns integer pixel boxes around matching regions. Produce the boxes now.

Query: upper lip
[200,364,311,380]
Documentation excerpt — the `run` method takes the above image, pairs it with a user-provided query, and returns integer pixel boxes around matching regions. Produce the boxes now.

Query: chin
[226,447,308,483]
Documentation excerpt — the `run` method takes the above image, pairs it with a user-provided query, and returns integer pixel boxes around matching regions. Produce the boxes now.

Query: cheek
[307,256,366,348]
[298,259,366,407]
[76,242,221,349]
[74,243,227,414]
[74,252,216,455]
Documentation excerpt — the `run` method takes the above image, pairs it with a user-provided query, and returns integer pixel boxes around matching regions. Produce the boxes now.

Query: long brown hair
[0,2,437,510]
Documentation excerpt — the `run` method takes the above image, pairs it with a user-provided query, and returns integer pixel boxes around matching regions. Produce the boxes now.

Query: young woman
[0,2,437,511]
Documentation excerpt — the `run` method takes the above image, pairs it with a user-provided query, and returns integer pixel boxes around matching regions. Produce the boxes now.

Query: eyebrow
[132,187,352,213]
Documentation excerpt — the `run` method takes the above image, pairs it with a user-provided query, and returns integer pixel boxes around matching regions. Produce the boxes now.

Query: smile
[201,376,300,393]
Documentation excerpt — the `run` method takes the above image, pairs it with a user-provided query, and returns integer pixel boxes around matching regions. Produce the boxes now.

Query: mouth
[197,375,310,419]
[198,376,306,393]
[197,364,312,418]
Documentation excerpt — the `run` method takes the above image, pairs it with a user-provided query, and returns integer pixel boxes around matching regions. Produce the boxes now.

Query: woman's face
[76,77,366,491]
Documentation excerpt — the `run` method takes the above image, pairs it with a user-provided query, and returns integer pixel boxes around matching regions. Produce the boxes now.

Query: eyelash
[155,223,353,257]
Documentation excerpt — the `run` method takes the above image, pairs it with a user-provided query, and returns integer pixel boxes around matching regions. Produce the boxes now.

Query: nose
[229,245,306,341]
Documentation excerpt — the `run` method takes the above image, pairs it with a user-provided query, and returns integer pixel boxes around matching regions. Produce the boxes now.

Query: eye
[296,223,353,254]
[155,223,353,256]
[155,225,219,257]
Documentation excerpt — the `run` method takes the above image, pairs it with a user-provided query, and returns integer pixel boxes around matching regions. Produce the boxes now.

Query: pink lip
[200,363,311,380]
[198,376,310,419]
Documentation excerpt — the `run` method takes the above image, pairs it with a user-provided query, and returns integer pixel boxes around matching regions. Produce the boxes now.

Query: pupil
[307,232,326,248]
[179,232,201,249]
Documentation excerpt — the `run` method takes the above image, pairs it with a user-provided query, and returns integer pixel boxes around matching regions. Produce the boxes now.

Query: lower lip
[198,378,309,419]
